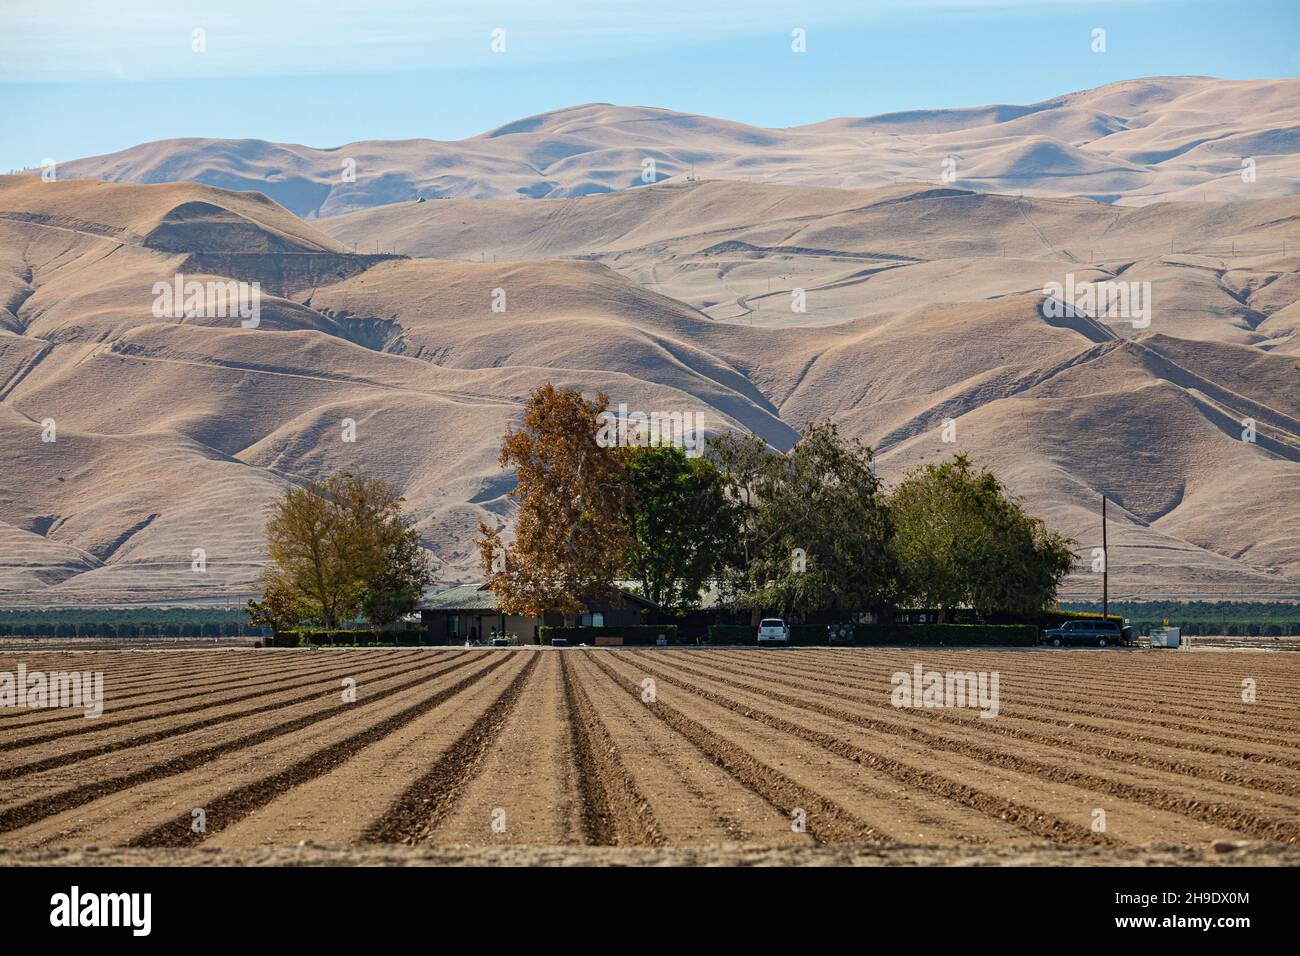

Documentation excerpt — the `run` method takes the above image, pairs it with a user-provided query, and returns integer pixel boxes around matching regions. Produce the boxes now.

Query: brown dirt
[3,842,1297,867]
[633,651,1295,843]
[429,652,584,846]
[1,646,1296,866]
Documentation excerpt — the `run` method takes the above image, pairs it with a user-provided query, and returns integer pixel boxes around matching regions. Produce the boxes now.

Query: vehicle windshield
[760,619,784,627]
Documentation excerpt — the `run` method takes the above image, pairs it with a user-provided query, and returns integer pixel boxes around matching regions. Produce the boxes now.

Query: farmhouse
[418,583,659,644]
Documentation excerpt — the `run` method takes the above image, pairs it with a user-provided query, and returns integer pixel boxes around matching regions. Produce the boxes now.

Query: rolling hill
[1,166,1298,601]
[30,77,1300,218]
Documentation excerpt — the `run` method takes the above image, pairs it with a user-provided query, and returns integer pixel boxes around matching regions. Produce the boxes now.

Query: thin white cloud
[1,0,1168,82]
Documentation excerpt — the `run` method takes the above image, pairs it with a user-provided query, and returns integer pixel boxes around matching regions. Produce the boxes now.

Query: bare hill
[1,171,1297,601]
[32,77,1300,218]
[322,178,1300,345]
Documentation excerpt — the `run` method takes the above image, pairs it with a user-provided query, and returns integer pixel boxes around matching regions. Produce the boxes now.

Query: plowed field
[2,647,1296,864]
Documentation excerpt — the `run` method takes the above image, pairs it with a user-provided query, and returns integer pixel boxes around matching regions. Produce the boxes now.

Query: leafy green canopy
[248,473,433,632]
[888,453,1075,619]
[712,421,896,618]
[617,442,740,612]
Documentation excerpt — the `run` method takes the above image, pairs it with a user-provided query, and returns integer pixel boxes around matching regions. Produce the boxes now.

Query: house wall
[420,592,655,644]
[420,609,544,644]
[599,605,645,627]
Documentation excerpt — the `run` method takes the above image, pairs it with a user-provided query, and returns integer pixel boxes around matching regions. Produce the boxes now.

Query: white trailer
[1148,626,1181,649]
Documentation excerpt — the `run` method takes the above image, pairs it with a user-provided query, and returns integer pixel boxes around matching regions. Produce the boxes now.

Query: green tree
[708,430,771,575]
[717,421,896,619]
[617,442,740,611]
[258,473,432,630]
[888,453,1075,620]
[246,573,307,635]
[361,513,435,637]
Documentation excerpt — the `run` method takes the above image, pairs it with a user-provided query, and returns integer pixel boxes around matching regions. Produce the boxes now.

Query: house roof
[614,579,725,610]
[418,583,661,613]
[418,584,499,612]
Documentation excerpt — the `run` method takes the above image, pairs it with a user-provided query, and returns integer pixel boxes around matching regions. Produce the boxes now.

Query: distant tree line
[1063,601,1300,636]
[0,607,253,637]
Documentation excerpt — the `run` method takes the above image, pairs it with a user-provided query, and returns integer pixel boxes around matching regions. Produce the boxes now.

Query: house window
[580,612,605,627]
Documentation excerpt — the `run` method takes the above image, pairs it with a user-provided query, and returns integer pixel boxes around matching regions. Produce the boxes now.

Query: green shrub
[707,622,1037,647]
[707,624,758,645]
[538,625,678,646]
[858,623,1038,646]
[706,623,842,645]
[286,628,374,647]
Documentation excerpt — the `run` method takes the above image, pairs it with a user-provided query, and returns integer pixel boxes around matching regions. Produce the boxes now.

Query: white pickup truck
[757,618,790,645]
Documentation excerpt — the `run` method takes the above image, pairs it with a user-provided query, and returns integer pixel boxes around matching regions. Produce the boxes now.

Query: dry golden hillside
[1,169,1297,601]
[34,78,1300,217]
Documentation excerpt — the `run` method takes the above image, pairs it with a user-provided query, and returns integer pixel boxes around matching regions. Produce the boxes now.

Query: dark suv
[1042,619,1122,648]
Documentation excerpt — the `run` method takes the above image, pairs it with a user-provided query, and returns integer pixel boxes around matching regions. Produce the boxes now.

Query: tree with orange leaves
[478,384,634,618]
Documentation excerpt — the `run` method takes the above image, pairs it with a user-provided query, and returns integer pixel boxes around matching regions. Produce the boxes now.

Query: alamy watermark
[50,886,150,936]
[1042,273,1151,329]
[1,663,103,718]
[595,403,706,458]
[152,273,261,328]
[890,663,999,718]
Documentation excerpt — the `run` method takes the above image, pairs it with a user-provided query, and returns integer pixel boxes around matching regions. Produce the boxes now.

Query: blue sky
[1,0,1297,171]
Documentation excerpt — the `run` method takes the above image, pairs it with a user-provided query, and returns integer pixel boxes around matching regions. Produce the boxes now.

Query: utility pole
[1101,495,1109,622]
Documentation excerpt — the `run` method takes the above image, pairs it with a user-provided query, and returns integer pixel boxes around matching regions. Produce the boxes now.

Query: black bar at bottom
[0,864,1279,942]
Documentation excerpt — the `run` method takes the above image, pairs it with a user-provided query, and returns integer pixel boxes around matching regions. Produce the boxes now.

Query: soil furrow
[813,649,1300,738]
[671,652,1300,792]
[0,652,491,834]
[587,652,889,844]
[0,652,453,757]
[609,653,1109,845]
[562,652,815,845]
[560,652,667,846]
[129,653,517,847]
[358,653,541,844]
[403,652,584,848]
[636,652,1298,844]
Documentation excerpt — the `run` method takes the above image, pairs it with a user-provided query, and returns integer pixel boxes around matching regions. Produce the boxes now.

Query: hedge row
[1037,610,1123,627]
[706,624,828,645]
[707,623,1039,647]
[273,630,425,647]
[538,625,678,646]
[0,623,253,637]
